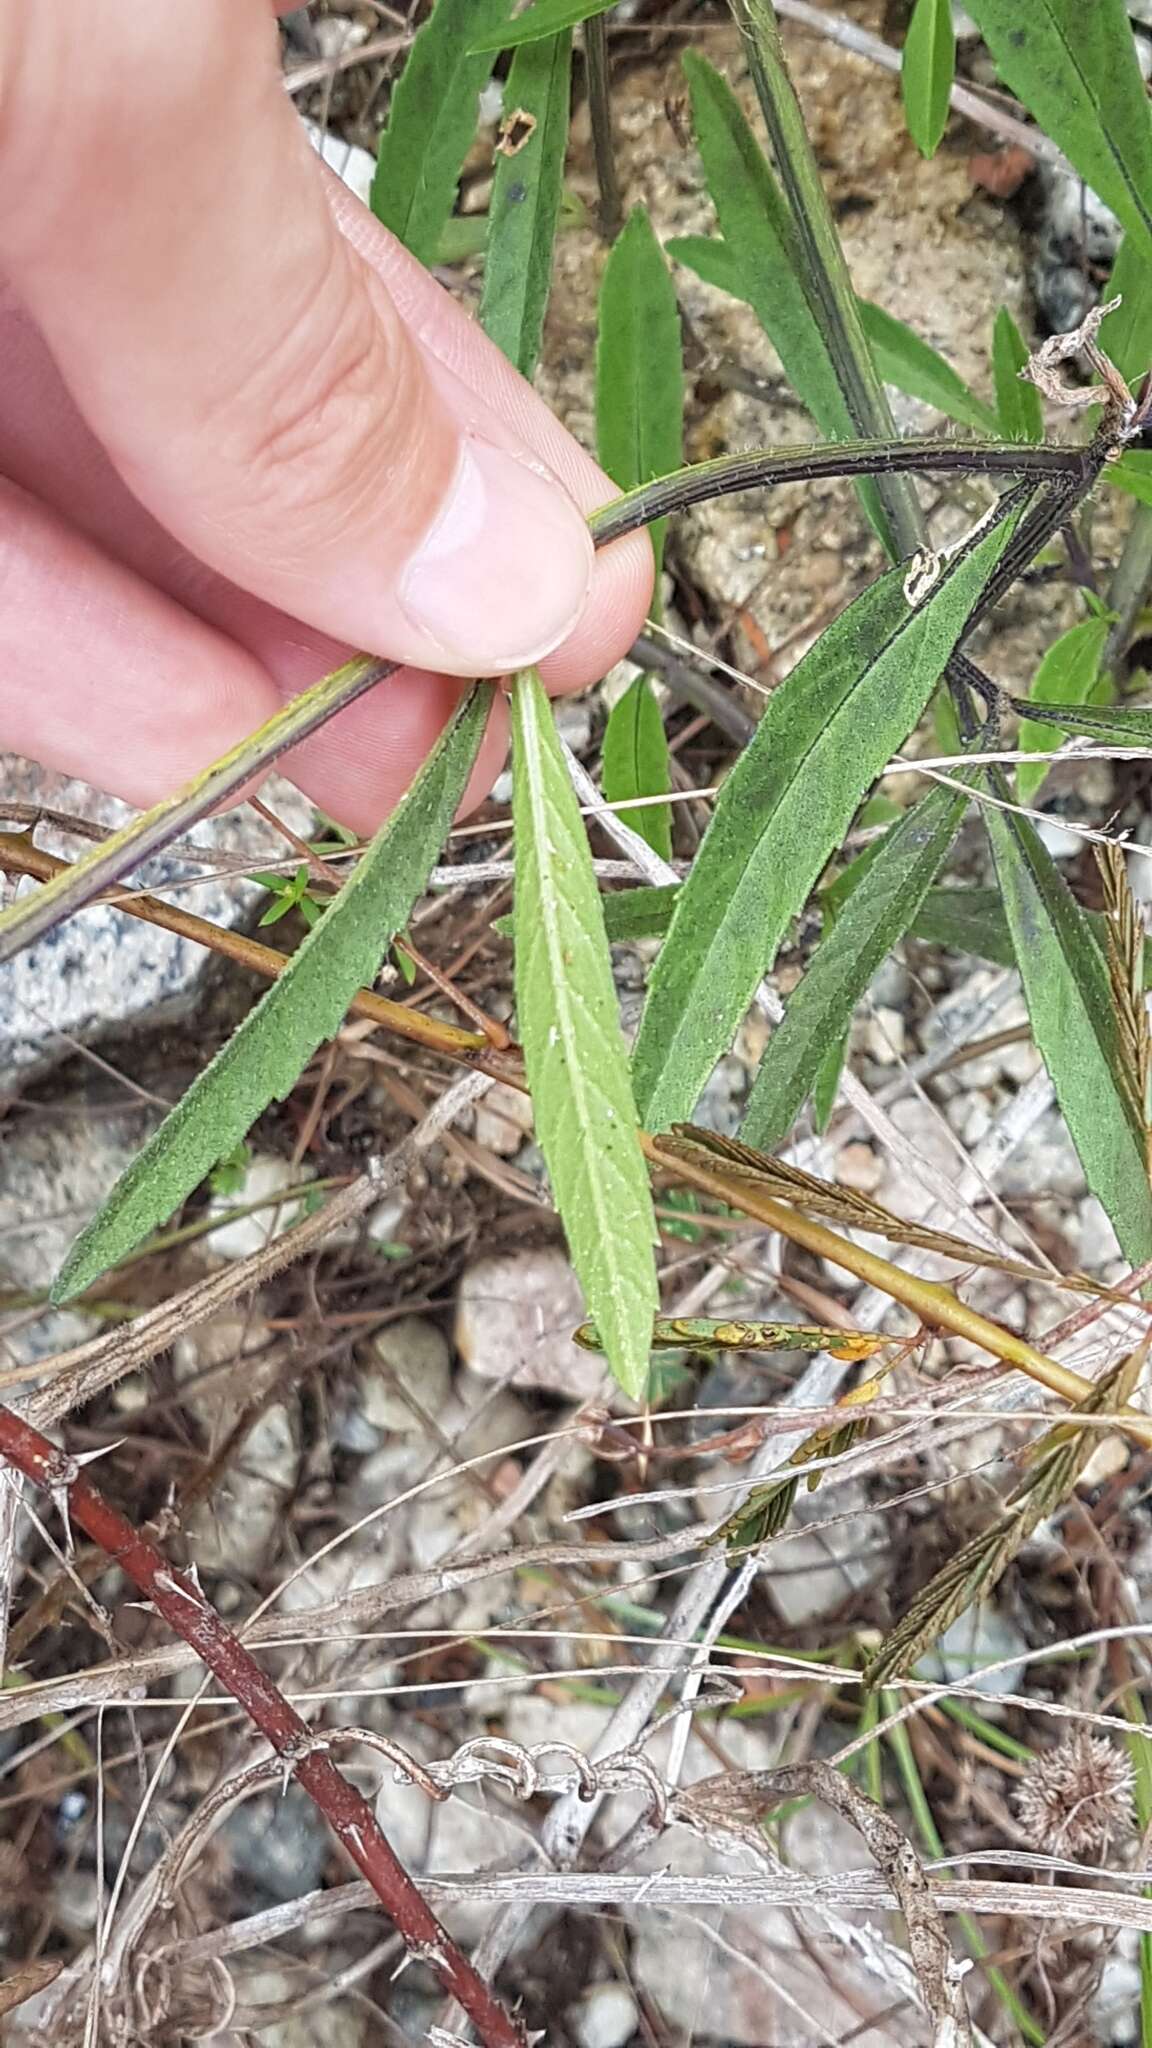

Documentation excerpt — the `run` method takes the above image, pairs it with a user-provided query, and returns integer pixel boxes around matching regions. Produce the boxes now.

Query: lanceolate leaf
[511,668,658,1397]
[858,301,998,433]
[1100,234,1152,385]
[631,500,1022,1130]
[966,0,1152,259]
[901,0,956,159]
[679,53,888,543]
[53,688,491,1301]
[1016,614,1111,801]
[470,0,616,53]
[601,675,673,861]
[596,203,683,592]
[992,307,1043,444]
[741,777,971,1149]
[479,31,573,378]
[371,0,512,265]
[911,886,1015,966]
[673,239,996,436]
[984,803,1152,1264]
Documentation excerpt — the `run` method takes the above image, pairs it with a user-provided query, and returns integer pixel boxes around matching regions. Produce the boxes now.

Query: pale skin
[0,0,654,833]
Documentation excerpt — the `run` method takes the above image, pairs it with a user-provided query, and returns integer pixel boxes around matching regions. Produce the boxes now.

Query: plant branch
[0,655,397,967]
[729,0,924,559]
[588,436,1095,548]
[642,1131,1152,1446]
[0,1400,525,2048]
[584,12,622,238]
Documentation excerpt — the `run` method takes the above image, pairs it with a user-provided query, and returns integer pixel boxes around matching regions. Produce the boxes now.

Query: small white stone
[302,118,376,207]
[571,1985,640,2048]
[862,1006,905,1065]
[1035,817,1084,861]
[359,1317,452,1433]
[473,1081,535,1156]
[455,1249,616,1402]
[205,1155,310,1261]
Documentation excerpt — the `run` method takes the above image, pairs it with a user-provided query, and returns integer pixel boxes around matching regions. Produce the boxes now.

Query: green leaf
[1010,696,1152,750]
[984,802,1152,1264]
[992,307,1043,444]
[1108,451,1152,507]
[965,0,1152,259]
[510,668,659,1396]
[470,0,616,54]
[601,676,673,861]
[596,204,683,592]
[371,0,511,265]
[479,31,573,378]
[858,301,998,433]
[680,53,888,544]
[1100,234,1152,386]
[901,0,956,158]
[741,778,970,1148]
[53,688,491,1302]
[911,886,1015,966]
[1017,614,1112,801]
[631,499,1021,1130]
[673,240,996,435]
[603,884,679,941]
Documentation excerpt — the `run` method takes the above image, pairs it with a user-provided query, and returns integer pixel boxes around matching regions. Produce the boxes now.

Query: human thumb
[0,0,594,675]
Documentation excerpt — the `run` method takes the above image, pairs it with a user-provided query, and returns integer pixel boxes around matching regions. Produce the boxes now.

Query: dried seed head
[1015,1728,1135,1857]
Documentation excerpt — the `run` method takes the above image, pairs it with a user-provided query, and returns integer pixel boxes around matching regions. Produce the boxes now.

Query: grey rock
[358,1315,452,1434]
[0,762,314,1086]
[455,1248,614,1402]
[0,1104,155,1295]
[223,1786,329,1904]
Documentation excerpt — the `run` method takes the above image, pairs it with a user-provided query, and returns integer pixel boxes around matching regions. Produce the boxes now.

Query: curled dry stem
[0,1400,525,2048]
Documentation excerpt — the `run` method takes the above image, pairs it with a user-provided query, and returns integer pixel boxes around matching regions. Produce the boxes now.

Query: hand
[0,1,652,831]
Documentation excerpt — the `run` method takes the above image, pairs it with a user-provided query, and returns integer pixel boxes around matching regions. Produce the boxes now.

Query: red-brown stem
[0,1402,524,2048]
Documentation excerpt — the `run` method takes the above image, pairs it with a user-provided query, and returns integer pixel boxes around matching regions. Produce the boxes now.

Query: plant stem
[645,1131,1152,1447]
[1105,498,1152,680]
[584,13,622,238]
[0,1401,526,2048]
[729,0,923,560]
[0,655,397,968]
[588,437,1094,548]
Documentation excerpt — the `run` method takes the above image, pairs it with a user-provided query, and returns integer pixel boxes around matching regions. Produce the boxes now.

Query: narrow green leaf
[479,31,572,378]
[1017,615,1112,801]
[1100,234,1152,386]
[858,301,997,433]
[742,778,970,1148]
[984,802,1152,1263]
[1108,451,1152,507]
[672,239,996,436]
[680,53,889,544]
[470,0,615,54]
[602,885,679,942]
[1010,695,1152,750]
[601,675,673,861]
[810,1036,847,1133]
[901,0,956,158]
[966,0,1152,259]
[511,668,658,1396]
[911,886,1015,966]
[596,203,683,592]
[992,307,1043,444]
[53,689,491,1301]
[631,500,1021,1129]
[494,882,681,945]
[371,0,512,265]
